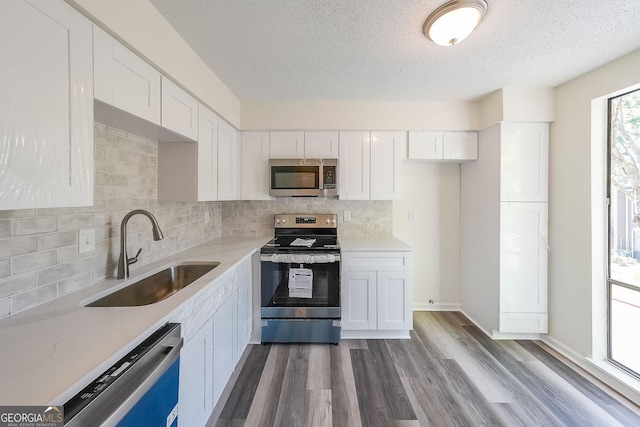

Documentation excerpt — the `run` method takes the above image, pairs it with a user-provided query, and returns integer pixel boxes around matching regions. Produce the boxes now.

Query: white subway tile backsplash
[13,216,58,236]
[38,231,77,251]
[58,272,93,296]
[0,260,10,279]
[0,236,38,259]
[0,220,11,239]
[12,250,57,275]
[0,272,36,299]
[0,297,10,319]
[58,214,94,231]
[37,262,76,286]
[12,282,57,313]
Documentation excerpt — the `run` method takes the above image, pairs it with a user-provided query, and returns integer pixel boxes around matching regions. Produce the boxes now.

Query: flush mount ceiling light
[423,0,488,46]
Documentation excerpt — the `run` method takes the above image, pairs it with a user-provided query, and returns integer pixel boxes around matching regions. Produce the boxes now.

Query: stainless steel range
[260,214,341,344]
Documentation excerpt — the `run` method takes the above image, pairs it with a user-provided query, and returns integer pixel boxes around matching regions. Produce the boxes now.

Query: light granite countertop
[339,235,412,252]
[0,236,269,406]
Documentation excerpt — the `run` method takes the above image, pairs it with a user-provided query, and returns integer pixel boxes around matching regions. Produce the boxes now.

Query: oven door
[260,253,340,319]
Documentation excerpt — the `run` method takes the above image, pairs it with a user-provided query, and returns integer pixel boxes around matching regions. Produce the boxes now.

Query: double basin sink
[87,262,219,307]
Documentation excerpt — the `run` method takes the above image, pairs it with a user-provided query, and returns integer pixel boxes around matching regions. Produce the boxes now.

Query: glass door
[608,88,640,376]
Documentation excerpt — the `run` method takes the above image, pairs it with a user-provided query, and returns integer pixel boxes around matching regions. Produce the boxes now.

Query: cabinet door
[161,76,198,140]
[338,132,371,200]
[217,120,238,200]
[93,27,161,125]
[377,271,412,330]
[443,131,478,161]
[0,0,93,209]
[370,131,402,200]
[341,270,377,330]
[241,132,272,200]
[269,131,305,158]
[212,293,237,405]
[500,123,549,202]
[408,131,443,160]
[236,279,252,355]
[305,131,339,158]
[179,319,213,427]
[198,106,218,201]
[499,202,548,316]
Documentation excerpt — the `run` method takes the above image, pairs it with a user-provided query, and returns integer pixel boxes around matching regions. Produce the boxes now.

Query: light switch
[79,229,95,254]
[344,211,351,222]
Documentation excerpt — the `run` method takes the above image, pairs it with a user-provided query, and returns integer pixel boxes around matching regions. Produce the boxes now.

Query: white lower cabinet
[178,259,253,426]
[179,319,213,427]
[213,292,237,405]
[341,251,413,338]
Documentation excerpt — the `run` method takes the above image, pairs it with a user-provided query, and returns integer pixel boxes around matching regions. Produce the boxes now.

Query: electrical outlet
[344,211,351,222]
[408,210,415,221]
[78,229,95,254]
[204,212,210,224]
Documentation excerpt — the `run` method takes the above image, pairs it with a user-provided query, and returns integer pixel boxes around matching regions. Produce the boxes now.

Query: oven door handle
[260,253,341,263]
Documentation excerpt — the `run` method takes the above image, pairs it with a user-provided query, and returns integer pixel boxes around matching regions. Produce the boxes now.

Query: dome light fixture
[423,0,488,47]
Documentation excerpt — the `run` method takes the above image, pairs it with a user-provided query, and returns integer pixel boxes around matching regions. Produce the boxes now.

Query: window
[608,88,640,376]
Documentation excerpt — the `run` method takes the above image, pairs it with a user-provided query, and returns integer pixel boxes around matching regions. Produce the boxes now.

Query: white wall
[393,163,461,309]
[241,100,479,130]
[549,48,640,358]
[65,0,241,127]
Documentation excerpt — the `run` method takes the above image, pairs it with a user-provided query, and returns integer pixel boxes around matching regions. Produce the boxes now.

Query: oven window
[261,261,340,307]
[272,166,319,189]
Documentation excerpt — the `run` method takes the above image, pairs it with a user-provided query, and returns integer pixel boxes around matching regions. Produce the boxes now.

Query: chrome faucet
[117,209,164,279]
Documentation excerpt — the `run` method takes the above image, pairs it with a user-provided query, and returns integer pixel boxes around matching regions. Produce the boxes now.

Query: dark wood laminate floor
[209,312,640,427]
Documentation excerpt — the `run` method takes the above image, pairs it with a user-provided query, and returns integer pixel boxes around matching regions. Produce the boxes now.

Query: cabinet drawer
[343,252,409,271]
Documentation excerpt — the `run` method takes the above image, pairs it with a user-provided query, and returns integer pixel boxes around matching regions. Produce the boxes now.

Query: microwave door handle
[319,163,324,190]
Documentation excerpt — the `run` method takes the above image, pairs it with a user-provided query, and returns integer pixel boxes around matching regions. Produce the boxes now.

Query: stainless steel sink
[87,262,220,307]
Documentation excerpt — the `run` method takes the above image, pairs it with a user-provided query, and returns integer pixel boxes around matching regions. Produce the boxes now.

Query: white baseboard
[541,335,640,406]
[413,303,461,311]
[459,309,541,340]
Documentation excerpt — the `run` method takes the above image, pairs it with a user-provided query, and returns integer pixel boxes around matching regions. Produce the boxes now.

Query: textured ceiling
[148,0,640,102]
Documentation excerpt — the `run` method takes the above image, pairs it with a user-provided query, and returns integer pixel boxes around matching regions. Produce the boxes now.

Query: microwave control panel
[323,166,336,189]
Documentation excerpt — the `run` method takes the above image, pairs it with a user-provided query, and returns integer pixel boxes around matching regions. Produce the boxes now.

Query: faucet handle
[127,248,143,265]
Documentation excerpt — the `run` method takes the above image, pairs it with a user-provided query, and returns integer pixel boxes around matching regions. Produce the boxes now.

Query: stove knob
[325,219,330,224]
[331,219,336,224]
[275,219,280,224]
[282,219,287,224]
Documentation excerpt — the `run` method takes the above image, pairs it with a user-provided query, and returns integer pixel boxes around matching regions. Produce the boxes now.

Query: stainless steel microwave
[269,159,337,197]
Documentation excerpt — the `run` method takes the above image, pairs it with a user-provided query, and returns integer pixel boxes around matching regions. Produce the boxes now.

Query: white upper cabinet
[443,131,478,161]
[158,104,218,202]
[500,123,549,202]
[217,120,239,201]
[269,131,338,159]
[161,76,199,141]
[197,106,219,201]
[339,132,371,200]
[408,131,443,160]
[269,131,305,158]
[241,132,272,200]
[304,131,339,158]
[93,26,161,125]
[370,131,402,200]
[0,0,93,209]
[408,131,477,162]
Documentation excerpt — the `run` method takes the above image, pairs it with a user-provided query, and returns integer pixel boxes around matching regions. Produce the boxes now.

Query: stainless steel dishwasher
[64,323,183,427]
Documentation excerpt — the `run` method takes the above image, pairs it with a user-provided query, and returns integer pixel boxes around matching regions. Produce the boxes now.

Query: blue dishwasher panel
[117,358,180,427]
